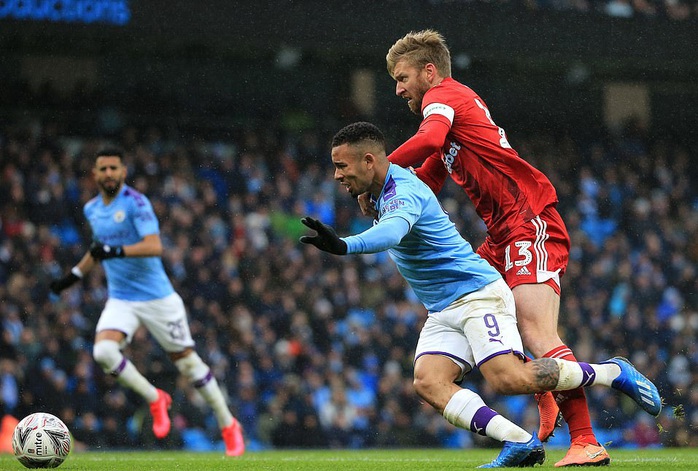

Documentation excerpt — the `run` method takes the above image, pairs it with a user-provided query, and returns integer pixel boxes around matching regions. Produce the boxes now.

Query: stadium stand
[0,110,696,451]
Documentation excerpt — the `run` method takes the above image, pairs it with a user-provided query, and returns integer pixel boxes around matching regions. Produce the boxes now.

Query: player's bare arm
[49,249,96,294]
[121,233,163,257]
[76,250,97,275]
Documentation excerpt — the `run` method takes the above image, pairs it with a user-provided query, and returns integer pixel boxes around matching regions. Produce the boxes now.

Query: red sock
[544,345,597,444]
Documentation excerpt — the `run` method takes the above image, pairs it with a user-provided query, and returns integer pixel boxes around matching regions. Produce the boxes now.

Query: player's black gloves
[49,271,81,294]
[299,217,348,255]
[89,241,125,260]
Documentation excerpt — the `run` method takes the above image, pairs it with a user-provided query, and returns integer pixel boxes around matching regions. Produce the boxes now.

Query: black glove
[90,241,125,260]
[50,272,81,294]
[299,217,348,255]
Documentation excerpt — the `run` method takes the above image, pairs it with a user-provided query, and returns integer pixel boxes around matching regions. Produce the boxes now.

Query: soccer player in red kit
[374,29,610,467]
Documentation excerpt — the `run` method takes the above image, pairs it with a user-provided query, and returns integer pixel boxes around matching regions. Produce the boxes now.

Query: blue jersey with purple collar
[84,184,174,301]
[342,164,501,312]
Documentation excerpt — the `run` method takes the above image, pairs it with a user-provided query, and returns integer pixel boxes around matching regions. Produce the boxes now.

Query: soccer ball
[12,412,72,469]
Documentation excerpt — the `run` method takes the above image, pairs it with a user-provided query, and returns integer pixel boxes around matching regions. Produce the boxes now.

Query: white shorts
[414,278,524,381]
[96,292,195,353]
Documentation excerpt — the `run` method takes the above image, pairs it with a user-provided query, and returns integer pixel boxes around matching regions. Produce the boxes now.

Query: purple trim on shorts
[97,328,130,336]
[414,351,473,372]
[578,362,596,387]
[471,406,498,436]
[193,371,213,389]
[168,344,196,353]
[476,349,525,368]
[111,357,128,377]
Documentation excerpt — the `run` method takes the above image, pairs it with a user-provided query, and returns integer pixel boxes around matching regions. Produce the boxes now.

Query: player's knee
[413,372,442,402]
[413,375,428,400]
[92,340,123,373]
[174,351,210,384]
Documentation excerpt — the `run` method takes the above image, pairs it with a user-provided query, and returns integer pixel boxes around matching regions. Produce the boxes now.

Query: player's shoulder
[384,166,423,200]
[121,185,151,208]
[428,77,478,101]
[84,195,101,213]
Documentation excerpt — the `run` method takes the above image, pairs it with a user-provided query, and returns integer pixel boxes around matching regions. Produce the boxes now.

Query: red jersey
[388,77,558,242]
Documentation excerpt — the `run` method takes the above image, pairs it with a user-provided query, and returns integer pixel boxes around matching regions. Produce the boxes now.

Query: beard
[407,80,428,115]
[408,98,422,115]
[99,179,123,197]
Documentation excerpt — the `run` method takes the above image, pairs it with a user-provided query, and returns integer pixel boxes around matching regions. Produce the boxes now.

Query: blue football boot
[478,432,545,468]
[602,356,662,417]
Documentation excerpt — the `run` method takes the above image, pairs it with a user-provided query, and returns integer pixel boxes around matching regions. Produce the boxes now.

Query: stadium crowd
[0,113,696,453]
[426,0,698,20]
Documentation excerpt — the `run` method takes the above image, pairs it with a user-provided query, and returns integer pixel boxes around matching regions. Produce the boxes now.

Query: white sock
[118,361,159,403]
[93,340,158,403]
[443,389,531,443]
[175,353,234,429]
[197,377,235,429]
[588,363,622,386]
[486,415,533,443]
[554,359,622,389]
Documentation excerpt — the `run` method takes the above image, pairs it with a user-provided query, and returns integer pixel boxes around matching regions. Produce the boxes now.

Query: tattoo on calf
[531,358,559,391]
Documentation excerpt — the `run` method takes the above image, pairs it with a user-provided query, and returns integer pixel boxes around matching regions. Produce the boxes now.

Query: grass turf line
[1,448,696,470]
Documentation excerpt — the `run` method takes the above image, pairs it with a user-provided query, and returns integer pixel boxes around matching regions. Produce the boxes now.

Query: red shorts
[476,205,570,295]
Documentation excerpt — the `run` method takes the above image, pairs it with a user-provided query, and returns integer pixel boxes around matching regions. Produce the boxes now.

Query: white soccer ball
[12,412,72,469]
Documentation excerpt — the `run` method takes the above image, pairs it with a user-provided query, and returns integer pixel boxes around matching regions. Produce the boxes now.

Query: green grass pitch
[1,448,696,470]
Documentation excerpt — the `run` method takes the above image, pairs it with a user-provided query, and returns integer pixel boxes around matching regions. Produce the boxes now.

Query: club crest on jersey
[113,210,126,223]
[442,141,461,174]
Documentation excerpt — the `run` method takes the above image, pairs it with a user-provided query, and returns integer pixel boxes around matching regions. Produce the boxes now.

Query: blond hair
[386,29,452,78]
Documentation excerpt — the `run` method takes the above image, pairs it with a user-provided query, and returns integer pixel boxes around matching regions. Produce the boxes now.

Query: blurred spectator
[0,111,695,453]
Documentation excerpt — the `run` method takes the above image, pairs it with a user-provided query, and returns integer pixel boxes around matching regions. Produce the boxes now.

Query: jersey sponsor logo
[113,210,126,223]
[442,141,461,174]
[381,199,406,215]
[423,102,454,124]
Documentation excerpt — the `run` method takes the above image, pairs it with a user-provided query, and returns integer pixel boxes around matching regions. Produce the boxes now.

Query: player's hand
[299,217,347,255]
[89,241,125,260]
[358,192,378,219]
[49,273,81,294]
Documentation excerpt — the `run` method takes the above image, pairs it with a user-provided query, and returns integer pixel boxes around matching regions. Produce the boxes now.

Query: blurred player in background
[50,149,244,456]
[302,122,661,468]
[359,29,613,467]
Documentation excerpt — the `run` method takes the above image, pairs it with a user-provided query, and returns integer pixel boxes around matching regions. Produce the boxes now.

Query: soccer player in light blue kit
[300,122,662,468]
[50,149,245,456]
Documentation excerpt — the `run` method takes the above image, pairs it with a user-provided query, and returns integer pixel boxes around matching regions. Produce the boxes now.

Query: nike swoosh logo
[586,450,605,459]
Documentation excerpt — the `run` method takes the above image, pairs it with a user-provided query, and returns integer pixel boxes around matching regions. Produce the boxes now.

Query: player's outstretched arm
[49,269,82,294]
[388,118,451,167]
[299,217,348,255]
[49,251,95,294]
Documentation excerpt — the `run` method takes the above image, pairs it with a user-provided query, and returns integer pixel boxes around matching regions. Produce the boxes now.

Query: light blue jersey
[84,185,174,301]
[342,164,501,312]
